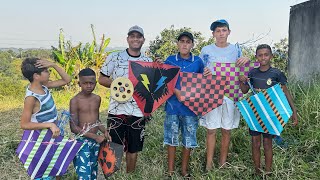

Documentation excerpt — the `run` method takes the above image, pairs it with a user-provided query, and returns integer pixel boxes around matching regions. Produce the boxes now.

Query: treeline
[0,25,290,97]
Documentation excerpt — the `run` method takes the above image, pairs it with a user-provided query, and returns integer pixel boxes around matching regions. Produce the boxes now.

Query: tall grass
[0,79,319,179]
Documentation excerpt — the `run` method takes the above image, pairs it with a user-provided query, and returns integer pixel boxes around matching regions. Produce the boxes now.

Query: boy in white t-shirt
[199,19,250,171]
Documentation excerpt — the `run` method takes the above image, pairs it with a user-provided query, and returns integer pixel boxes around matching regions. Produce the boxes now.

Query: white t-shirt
[100,49,152,117]
[200,43,242,71]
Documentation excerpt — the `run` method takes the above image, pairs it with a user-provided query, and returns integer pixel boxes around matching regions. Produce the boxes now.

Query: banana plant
[51,25,114,89]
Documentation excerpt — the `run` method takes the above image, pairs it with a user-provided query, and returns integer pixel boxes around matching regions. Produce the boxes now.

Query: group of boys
[20,19,298,180]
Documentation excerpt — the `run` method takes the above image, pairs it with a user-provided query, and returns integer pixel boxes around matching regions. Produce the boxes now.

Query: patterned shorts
[73,137,100,180]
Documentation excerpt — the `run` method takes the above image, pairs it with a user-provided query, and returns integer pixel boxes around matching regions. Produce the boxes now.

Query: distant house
[289,0,320,82]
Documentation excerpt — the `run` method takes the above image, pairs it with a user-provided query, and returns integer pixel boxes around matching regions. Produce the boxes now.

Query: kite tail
[144,99,154,114]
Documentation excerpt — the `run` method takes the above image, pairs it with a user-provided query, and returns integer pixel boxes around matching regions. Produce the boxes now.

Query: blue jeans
[164,115,198,148]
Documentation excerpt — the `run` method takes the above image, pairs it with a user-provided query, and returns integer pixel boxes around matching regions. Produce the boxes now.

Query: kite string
[5,116,144,146]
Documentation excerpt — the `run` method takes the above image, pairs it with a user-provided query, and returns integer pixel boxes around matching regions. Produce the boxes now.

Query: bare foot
[205,164,213,171]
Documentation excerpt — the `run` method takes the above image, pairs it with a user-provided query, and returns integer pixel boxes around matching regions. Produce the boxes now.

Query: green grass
[0,80,319,179]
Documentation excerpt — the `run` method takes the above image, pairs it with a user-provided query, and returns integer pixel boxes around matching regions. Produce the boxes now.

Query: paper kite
[236,84,293,136]
[213,62,260,101]
[129,61,180,116]
[16,129,83,179]
[98,141,124,177]
[180,72,228,116]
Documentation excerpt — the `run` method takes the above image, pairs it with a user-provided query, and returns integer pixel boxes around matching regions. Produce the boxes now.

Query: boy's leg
[73,139,91,179]
[219,128,231,166]
[90,141,100,179]
[181,116,198,175]
[251,132,262,174]
[164,115,180,174]
[181,147,191,176]
[263,135,273,173]
[206,129,217,170]
[168,146,176,174]
[126,152,138,173]
[219,101,240,167]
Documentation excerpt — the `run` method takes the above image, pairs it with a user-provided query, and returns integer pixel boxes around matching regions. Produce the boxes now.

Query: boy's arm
[203,67,211,76]
[98,73,113,88]
[236,57,250,67]
[97,120,111,142]
[282,85,298,126]
[239,75,250,94]
[99,55,115,88]
[96,96,105,133]
[35,59,71,88]
[174,89,182,102]
[20,97,60,137]
[235,45,250,67]
[69,98,82,135]
[69,98,106,143]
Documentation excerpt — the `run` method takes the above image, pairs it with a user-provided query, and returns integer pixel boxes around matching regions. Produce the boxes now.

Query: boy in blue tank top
[20,58,71,180]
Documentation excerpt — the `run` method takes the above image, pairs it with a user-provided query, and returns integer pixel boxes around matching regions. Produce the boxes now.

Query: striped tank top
[25,85,57,123]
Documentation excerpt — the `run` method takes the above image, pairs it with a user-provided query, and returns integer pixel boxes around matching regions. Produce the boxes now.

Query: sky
[0,0,308,49]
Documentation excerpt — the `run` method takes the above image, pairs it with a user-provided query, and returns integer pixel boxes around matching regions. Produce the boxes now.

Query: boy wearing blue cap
[199,19,250,171]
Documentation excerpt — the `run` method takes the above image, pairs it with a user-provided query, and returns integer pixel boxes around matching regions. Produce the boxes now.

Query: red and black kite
[129,61,180,116]
[180,72,228,116]
[98,141,124,177]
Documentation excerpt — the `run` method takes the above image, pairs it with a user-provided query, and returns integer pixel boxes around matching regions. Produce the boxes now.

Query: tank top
[25,85,57,123]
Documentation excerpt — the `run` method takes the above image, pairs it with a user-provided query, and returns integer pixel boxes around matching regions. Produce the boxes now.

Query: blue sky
[0,0,308,49]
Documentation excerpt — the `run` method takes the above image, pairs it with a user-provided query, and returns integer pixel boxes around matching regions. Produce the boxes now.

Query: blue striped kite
[236,84,293,136]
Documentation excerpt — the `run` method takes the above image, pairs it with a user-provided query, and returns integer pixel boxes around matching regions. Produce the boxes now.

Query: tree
[0,51,14,77]
[51,25,113,88]
[22,49,52,59]
[0,51,23,79]
[272,38,288,74]
[236,38,289,74]
[148,25,214,60]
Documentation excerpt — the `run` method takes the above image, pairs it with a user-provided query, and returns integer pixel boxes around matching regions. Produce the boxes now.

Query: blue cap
[210,19,229,31]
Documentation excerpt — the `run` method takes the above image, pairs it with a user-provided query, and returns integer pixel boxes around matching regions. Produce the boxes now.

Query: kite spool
[110,77,134,103]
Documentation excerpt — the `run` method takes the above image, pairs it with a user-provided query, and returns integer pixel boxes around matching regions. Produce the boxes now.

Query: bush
[0,76,26,99]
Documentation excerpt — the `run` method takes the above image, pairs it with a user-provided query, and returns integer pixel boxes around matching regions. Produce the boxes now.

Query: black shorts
[249,129,273,138]
[108,114,146,153]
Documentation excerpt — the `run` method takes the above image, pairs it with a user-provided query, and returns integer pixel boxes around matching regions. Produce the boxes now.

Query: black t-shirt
[248,67,287,90]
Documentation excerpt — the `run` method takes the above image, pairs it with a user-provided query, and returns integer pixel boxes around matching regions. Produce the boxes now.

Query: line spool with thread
[110,77,134,103]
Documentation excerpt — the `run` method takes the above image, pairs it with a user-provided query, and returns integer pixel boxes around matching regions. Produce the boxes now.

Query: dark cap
[210,19,229,31]
[177,32,194,42]
[128,25,144,36]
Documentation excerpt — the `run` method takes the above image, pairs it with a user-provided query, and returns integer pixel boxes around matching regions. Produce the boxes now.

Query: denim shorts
[163,115,198,148]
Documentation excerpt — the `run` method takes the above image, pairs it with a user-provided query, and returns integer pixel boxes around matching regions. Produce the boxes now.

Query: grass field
[0,81,319,180]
